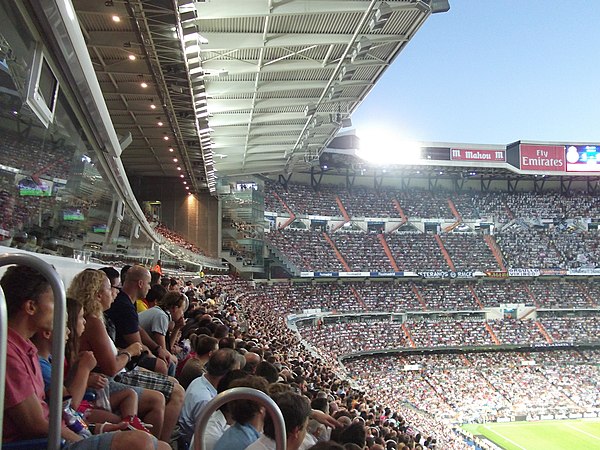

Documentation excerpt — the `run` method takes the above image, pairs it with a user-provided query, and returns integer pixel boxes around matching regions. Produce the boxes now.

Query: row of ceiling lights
[176,0,217,193]
[110,8,190,192]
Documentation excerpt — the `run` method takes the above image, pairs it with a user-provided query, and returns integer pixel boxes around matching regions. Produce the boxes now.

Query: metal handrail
[0,253,66,450]
[193,387,287,450]
[0,282,7,444]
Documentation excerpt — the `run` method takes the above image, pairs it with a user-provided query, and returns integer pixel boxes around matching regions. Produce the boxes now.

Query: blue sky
[352,0,600,146]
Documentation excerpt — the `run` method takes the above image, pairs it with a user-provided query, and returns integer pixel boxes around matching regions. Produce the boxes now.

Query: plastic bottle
[62,396,92,438]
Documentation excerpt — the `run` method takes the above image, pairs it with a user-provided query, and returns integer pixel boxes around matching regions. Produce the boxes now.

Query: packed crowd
[472,282,532,307]
[299,321,407,358]
[385,233,449,272]
[265,229,344,272]
[487,319,548,345]
[5,263,478,450]
[345,350,599,423]
[337,187,399,219]
[297,315,600,351]
[5,259,600,450]
[539,316,600,344]
[254,282,364,313]
[416,284,480,311]
[331,232,394,272]
[352,282,421,312]
[266,224,600,275]
[549,229,600,268]
[267,182,341,217]
[0,130,73,181]
[269,226,600,272]
[265,182,600,223]
[406,319,492,347]
[145,214,207,257]
[439,234,499,271]
[255,279,600,313]
[527,280,594,308]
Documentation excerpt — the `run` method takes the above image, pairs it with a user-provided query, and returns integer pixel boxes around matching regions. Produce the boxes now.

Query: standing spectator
[152,259,163,277]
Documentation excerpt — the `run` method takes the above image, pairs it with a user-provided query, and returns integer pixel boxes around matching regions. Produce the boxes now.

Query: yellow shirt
[136,299,149,313]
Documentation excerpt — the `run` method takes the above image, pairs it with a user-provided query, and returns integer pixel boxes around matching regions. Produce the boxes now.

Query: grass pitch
[462,419,600,450]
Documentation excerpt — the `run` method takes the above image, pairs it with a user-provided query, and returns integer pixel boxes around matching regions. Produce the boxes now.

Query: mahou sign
[450,148,505,162]
[520,144,565,171]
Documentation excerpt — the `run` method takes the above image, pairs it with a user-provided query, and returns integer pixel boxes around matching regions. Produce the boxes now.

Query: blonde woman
[69,269,167,438]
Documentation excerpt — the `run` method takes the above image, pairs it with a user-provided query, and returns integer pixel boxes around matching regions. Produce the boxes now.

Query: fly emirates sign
[519,144,565,171]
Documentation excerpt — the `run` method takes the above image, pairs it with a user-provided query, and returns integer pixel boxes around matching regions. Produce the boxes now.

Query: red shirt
[3,327,49,442]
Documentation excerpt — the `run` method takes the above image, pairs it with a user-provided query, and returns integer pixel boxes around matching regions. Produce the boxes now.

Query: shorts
[65,432,114,449]
[65,432,159,449]
[109,378,144,398]
[115,368,175,401]
[135,353,159,372]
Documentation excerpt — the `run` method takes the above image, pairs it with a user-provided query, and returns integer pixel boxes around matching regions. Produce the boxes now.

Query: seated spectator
[105,265,170,375]
[213,375,270,450]
[246,391,313,450]
[178,334,219,389]
[0,265,166,449]
[178,348,241,446]
[137,282,167,313]
[138,290,187,375]
[70,268,185,442]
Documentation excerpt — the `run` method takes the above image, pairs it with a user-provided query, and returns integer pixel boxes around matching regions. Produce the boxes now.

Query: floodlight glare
[356,128,421,165]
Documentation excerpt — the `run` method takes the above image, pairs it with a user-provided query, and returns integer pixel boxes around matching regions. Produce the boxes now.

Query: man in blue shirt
[178,348,240,446]
[214,375,269,450]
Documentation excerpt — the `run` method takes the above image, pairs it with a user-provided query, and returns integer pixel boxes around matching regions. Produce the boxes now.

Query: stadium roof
[72,0,448,193]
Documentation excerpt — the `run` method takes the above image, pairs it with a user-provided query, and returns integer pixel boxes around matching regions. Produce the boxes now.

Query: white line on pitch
[565,423,600,441]
[483,425,528,450]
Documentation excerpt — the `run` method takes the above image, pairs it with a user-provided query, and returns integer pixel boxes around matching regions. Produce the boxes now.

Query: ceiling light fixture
[173,158,178,162]
[169,148,174,152]
[112,15,120,22]
[128,54,136,61]
[158,121,163,126]
[140,82,148,88]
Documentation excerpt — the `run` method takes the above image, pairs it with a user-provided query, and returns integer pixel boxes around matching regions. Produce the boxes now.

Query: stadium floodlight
[180,10,197,23]
[338,65,357,82]
[305,104,317,117]
[356,127,421,165]
[369,2,393,31]
[427,0,451,14]
[350,37,372,63]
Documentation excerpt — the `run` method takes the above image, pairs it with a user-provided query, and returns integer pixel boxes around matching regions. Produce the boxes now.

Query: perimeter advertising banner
[450,148,505,162]
[519,144,565,171]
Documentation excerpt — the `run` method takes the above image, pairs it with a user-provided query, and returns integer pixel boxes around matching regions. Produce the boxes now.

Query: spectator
[178,348,241,446]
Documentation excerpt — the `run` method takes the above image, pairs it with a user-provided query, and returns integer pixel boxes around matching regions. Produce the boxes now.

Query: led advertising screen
[16,175,53,197]
[63,209,85,221]
[566,145,600,172]
[92,224,107,233]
